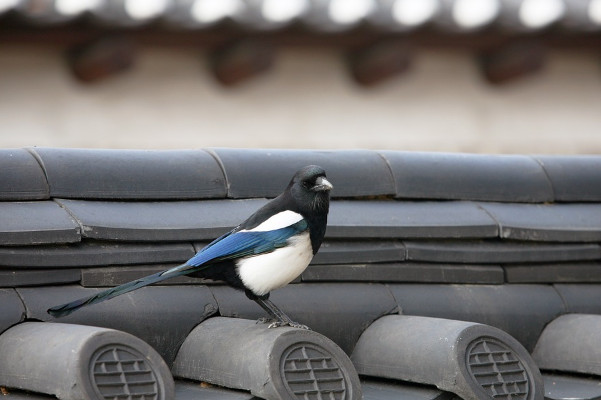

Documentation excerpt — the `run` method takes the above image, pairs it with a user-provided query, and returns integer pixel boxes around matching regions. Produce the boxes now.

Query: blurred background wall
[1,0,600,153]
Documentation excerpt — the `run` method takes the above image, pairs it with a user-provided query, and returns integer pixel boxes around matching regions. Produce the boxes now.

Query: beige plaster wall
[0,45,599,153]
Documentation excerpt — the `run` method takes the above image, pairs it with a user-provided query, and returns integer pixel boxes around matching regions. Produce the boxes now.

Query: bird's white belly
[237,231,313,296]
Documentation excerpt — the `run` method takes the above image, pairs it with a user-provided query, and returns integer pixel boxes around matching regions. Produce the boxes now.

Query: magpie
[47,165,333,329]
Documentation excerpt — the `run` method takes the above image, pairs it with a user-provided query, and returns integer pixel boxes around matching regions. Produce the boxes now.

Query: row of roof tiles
[2,147,601,400]
[4,198,601,247]
[3,240,600,286]
[2,0,601,33]
[2,148,601,290]
[3,232,601,266]
[3,147,601,202]
[2,148,600,283]
[2,281,598,361]
[3,281,601,399]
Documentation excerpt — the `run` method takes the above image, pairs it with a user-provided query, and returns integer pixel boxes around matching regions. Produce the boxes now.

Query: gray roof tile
[19,285,218,366]
[505,262,601,283]
[388,284,565,351]
[536,155,601,202]
[553,284,601,315]
[311,240,406,264]
[0,149,48,201]
[327,201,498,239]
[542,374,601,400]
[209,148,395,198]
[0,268,80,287]
[0,289,24,335]
[478,202,601,242]
[0,390,56,399]
[380,152,553,203]
[302,263,504,284]
[404,240,601,263]
[0,241,195,267]
[0,201,80,246]
[361,379,450,400]
[32,148,226,200]
[57,198,267,241]
[54,199,500,242]
[175,382,255,400]
[211,283,398,354]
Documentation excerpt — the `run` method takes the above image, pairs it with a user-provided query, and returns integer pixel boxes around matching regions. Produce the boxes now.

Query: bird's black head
[288,165,333,215]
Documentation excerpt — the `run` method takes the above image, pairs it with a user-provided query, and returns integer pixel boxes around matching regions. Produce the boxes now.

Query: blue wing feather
[186,219,308,267]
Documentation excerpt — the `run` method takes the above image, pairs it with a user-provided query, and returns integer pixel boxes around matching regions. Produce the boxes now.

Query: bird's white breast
[236,231,313,296]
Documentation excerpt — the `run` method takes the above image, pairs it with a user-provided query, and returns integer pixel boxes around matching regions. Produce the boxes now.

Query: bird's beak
[313,176,333,192]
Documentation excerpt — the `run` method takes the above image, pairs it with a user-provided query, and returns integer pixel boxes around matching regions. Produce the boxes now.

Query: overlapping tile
[209,148,395,198]
[311,240,405,264]
[19,285,218,366]
[57,199,267,241]
[506,262,601,283]
[0,241,195,267]
[0,201,80,246]
[0,149,48,200]
[536,155,601,202]
[0,268,80,287]
[211,283,398,354]
[0,289,24,334]
[327,201,498,239]
[303,263,503,284]
[388,284,565,351]
[404,240,601,263]
[478,202,601,242]
[380,151,553,202]
[31,148,226,200]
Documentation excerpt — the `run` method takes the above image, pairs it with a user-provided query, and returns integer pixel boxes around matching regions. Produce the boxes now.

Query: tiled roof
[3,1,601,85]
[2,0,601,33]
[2,147,601,399]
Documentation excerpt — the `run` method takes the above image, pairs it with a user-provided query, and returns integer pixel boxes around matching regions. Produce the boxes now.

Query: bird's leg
[253,297,310,330]
[254,297,293,325]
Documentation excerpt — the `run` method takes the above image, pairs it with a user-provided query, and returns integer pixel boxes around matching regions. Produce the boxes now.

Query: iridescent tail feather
[47,263,193,318]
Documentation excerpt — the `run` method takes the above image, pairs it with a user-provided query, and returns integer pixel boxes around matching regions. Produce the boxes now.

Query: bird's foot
[283,321,311,330]
[268,320,310,330]
[256,317,310,330]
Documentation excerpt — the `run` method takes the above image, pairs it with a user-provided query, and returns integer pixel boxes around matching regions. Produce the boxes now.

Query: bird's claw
[285,322,311,330]
[256,318,310,330]
[268,321,310,330]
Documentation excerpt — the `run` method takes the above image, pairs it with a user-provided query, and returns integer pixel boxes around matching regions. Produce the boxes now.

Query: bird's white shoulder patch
[244,210,304,232]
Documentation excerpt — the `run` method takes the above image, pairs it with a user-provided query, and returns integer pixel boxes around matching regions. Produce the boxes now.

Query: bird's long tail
[47,263,196,318]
